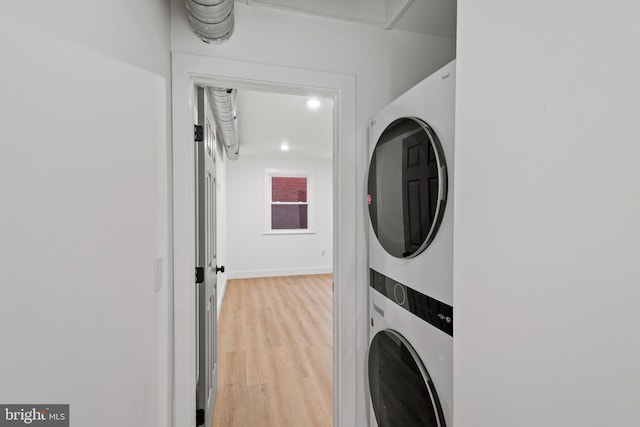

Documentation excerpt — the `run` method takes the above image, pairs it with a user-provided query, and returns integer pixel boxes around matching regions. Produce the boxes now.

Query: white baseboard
[227,266,333,280]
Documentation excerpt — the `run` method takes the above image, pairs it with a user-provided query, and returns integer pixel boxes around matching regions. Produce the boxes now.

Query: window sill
[263,230,317,235]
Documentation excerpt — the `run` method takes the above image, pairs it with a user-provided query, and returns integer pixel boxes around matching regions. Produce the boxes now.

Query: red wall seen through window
[271,176,308,229]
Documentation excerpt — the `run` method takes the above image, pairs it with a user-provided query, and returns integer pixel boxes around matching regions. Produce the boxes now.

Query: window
[265,170,314,233]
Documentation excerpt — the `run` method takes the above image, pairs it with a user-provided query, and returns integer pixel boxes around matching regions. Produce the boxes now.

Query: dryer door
[368,118,447,258]
[368,329,446,427]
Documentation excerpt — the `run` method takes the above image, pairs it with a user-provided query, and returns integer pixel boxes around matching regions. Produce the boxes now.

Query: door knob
[216,265,225,273]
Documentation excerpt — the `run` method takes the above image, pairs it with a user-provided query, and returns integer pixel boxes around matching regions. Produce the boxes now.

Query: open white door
[195,87,220,427]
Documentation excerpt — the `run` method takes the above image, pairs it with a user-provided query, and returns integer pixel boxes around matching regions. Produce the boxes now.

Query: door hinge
[195,267,204,284]
[196,409,205,426]
[194,124,204,142]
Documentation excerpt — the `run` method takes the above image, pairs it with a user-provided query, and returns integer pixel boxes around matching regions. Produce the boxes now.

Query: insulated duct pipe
[207,87,240,160]
[186,0,234,43]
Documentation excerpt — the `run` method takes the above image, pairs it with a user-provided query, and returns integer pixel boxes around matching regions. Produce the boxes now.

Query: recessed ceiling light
[280,143,290,151]
[306,98,321,109]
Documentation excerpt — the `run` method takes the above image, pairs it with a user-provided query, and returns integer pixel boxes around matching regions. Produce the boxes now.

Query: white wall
[0,2,172,427]
[455,2,640,426]
[171,3,456,424]
[226,156,333,278]
[172,3,456,105]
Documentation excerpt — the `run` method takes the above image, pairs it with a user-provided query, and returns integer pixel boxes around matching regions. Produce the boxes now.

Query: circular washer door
[367,117,447,258]
[368,329,445,427]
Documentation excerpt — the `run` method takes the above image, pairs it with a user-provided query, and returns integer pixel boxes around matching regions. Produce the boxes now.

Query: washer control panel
[370,268,453,336]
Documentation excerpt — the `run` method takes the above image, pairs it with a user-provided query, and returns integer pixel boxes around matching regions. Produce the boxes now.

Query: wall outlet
[321,250,326,257]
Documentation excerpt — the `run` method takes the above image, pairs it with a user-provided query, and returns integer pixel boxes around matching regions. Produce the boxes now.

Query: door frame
[171,52,358,427]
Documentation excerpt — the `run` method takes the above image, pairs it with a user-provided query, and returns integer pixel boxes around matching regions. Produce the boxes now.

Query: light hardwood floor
[212,274,333,427]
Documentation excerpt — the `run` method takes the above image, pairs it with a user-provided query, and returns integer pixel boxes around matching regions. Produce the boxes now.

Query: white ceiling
[392,0,456,38]
[235,90,334,160]
[240,0,456,39]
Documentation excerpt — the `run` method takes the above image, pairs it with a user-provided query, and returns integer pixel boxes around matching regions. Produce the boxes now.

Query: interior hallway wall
[455,1,640,425]
[170,3,456,424]
[0,2,172,426]
[226,156,333,279]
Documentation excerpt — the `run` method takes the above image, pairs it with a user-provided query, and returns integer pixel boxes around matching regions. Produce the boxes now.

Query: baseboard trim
[227,266,333,280]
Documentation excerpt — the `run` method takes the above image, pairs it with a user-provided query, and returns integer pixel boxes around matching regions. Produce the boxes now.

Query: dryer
[367,60,455,427]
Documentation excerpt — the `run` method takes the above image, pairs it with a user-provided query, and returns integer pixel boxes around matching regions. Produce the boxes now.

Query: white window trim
[264,169,316,234]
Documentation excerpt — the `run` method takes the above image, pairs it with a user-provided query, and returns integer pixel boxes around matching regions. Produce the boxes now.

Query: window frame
[264,169,316,235]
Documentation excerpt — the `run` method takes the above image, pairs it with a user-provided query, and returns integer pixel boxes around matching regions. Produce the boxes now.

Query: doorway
[171,53,358,427]
[208,88,334,425]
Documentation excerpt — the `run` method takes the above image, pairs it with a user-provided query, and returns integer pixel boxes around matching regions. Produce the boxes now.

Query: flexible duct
[186,0,234,43]
[207,88,239,160]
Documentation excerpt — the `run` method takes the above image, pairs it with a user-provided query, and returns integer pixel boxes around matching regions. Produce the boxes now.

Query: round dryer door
[368,329,445,427]
[368,118,447,258]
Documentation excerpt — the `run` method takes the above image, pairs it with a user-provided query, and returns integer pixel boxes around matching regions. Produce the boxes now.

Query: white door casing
[171,53,358,427]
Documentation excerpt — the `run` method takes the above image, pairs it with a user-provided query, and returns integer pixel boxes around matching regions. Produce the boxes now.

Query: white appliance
[366,60,455,427]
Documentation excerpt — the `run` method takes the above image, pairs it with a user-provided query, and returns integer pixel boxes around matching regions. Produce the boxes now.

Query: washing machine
[366,60,455,427]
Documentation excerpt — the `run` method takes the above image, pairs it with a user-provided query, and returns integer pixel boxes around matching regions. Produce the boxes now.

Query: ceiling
[235,90,334,160]
[392,0,456,38]
[240,0,456,39]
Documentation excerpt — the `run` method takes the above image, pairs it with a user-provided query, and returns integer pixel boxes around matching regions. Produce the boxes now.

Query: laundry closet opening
[197,86,335,427]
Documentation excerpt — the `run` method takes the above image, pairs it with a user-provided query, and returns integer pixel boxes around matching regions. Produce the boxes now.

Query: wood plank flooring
[212,274,333,427]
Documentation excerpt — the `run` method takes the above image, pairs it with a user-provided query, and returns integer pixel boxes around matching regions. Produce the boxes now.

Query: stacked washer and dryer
[366,60,455,427]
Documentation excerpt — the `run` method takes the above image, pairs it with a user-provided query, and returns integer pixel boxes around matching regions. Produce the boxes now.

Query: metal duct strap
[208,88,239,160]
[186,0,234,43]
